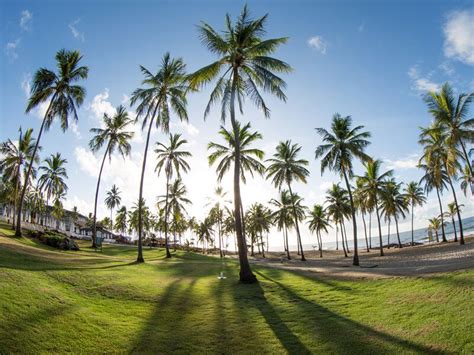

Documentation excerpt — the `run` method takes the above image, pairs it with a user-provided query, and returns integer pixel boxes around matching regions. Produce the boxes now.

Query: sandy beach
[245,235,474,279]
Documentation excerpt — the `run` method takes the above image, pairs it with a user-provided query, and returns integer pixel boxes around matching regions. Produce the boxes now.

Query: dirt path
[247,236,474,279]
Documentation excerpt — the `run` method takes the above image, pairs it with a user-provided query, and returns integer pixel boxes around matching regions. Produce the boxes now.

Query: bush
[28,230,80,251]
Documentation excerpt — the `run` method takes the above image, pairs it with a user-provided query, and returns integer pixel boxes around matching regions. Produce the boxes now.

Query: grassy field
[0,223,473,354]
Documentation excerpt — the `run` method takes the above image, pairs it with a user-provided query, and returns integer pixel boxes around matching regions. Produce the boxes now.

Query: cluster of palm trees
[1,6,471,285]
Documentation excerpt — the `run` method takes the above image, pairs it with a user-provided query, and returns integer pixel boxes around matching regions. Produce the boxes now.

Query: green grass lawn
[0,222,473,354]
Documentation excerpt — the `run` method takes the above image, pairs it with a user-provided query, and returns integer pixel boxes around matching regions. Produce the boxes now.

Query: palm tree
[197,217,214,254]
[269,190,293,260]
[128,199,152,238]
[0,127,39,228]
[89,105,133,247]
[189,5,291,283]
[379,179,408,248]
[459,165,472,196]
[325,184,351,257]
[307,204,330,258]
[130,53,189,263]
[114,206,128,236]
[419,123,465,244]
[266,141,309,261]
[105,184,121,232]
[207,186,230,258]
[446,202,463,242]
[428,217,444,243]
[155,134,191,258]
[157,177,192,254]
[357,160,393,256]
[404,181,426,246]
[38,153,68,204]
[16,49,88,236]
[424,83,473,176]
[315,114,371,266]
[354,178,371,252]
[246,203,271,258]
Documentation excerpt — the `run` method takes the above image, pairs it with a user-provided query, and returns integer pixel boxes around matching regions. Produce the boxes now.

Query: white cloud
[5,39,20,60]
[443,9,474,65]
[89,89,116,120]
[307,36,327,54]
[35,101,50,119]
[63,195,93,217]
[439,61,455,76]
[20,10,32,31]
[69,18,85,42]
[121,94,130,105]
[70,121,82,139]
[384,153,419,170]
[21,73,31,97]
[171,121,200,137]
[408,65,440,93]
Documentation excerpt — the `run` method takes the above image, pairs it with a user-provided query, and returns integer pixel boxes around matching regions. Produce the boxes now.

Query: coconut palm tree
[354,178,371,252]
[197,217,214,254]
[189,5,291,283]
[424,83,474,175]
[89,105,133,247]
[128,199,152,238]
[155,134,191,258]
[404,181,426,246]
[307,204,330,258]
[315,114,371,266]
[379,179,408,248]
[105,185,121,232]
[325,183,351,257]
[446,202,463,243]
[157,177,192,254]
[207,186,231,258]
[114,206,128,236]
[246,203,272,258]
[269,190,293,260]
[428,217,444,243]
[0,127,39,228]
[130,53,189,263]
[38,153,68,205]
[266,141,309,261]
[16,49,88,236]
[459,165,472,196]
[357,160,393,256]
[419,123,465,244]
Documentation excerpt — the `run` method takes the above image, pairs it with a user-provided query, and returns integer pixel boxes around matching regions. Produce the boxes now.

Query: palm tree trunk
[375,196,384,256]
[340,222,348,257]
[446,174,464,245]
[287,183,305,261]
[12,166,20,229]
[110,208,113,232]
[411,203,415,246]
[218,218,223,258]
[435,187,447,242]
[451,215,458,242]
[343,170,359,266]
[164,173,171,258]
[284,225,291,260]
[318,231,323,258]
[395,215,402,248]
[369,212,372,249]
[460,139,473,176]
[362,213,369,252]
[342,222,350,253]
[387,219,391,248]
[92,144,110,248]
[15,97,55,236]
[261,233,265,258]
[230,71,256,283]
[335,224,339,250]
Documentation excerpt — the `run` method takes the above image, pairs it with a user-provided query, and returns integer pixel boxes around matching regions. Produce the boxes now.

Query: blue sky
[1,0,473,245]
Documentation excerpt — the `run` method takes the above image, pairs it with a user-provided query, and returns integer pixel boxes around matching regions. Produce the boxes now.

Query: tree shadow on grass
[253,270,446,354]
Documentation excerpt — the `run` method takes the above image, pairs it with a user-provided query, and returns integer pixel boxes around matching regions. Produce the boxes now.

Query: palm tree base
[136,256,145,263]
[239,272,258,284]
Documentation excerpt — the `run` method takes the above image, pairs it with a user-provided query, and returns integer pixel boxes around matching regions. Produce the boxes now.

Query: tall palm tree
[189,5,291,283]
[266,141,309,261]
[315,114,371,266]
[379,179,408,248]
[155,134,191,258]
[357,160,393,256]
[128,199,152,238]
[269,190,293,260]
[130,53,189,263]
[207,186,230,258]
[246,203,271,258]
[459,165,472,196]
[428,217,443,243]
[89,105,133,247]
[38,153,68,204]
[404,181,426,246]
[354,178,371,252]
[16,49,88,236]
[105,184,121,232]
[424,83,474,176]
[307,204,330,258]
[446,202,463,242]
[197,217,214,254]
[114,205,128,236]
[325,183,351,257]
[419,123,465,244]
[0,127,39,228]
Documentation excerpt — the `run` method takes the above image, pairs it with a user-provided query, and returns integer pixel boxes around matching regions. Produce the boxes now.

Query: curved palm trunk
[446,174,464,245]
[164,173,171,258]
[460,140,473,176]
[395,215,402,248]
[411,204,415,246]
[362,213,369,252]
[340,222,348,257]
[284,225,291,260]
[16,98,54,236]
[343,170,359,266]
[12,167,20,229]
[451,214,458,242]
[342,222,350,253]
[287,183,305,261]
[375,196,384,256]
[92,144,110,248]
[230,73,256,284]
[435,187,447,242]
[137,112,157,263]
